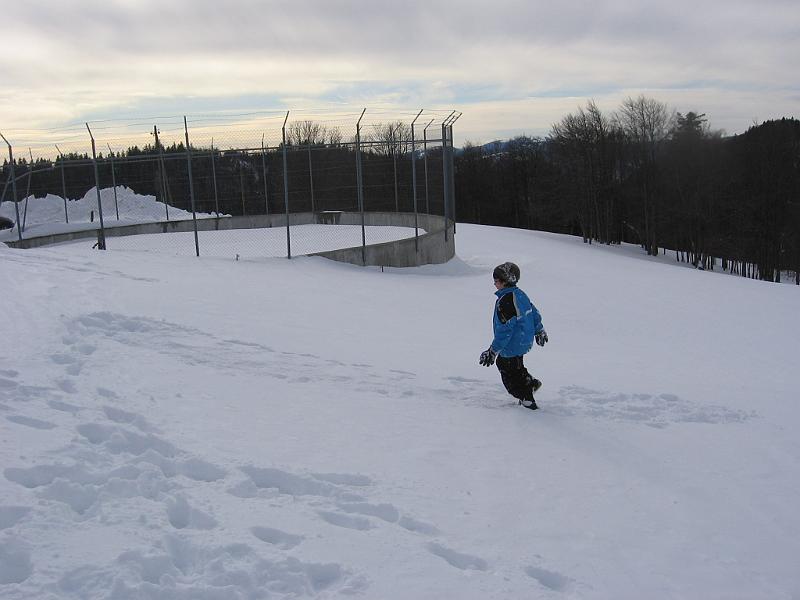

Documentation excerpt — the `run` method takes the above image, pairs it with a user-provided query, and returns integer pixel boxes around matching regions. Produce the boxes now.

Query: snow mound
[0,187,218,240]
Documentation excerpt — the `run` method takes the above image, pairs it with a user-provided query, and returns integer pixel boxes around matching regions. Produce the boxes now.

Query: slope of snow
[1,223,798,599]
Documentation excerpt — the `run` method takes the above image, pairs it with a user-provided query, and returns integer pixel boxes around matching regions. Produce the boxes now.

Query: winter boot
[521,388,539,410]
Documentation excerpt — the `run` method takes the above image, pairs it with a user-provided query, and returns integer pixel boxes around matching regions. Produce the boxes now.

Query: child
[479,262,548,409]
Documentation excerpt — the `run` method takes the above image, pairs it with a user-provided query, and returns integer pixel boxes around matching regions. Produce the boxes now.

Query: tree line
[455,97,800,284]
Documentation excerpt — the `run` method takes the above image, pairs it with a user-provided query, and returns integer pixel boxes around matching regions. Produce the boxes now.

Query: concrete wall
[4,214,303,249]
[310,212,455,267]
[4,212,455,267]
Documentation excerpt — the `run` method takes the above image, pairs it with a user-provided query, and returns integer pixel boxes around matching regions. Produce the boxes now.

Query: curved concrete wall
[310,212,455,267]
[4,212,455,267]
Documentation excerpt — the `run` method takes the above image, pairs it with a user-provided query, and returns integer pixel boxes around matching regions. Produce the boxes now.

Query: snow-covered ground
[1,189,422,258]
[83,225,424,259]
[1,222,799,599]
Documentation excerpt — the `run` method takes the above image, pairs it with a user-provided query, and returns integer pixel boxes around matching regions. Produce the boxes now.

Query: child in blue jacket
[479,262,548,409]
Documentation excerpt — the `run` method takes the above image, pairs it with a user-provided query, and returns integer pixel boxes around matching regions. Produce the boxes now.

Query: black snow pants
[496,355,535,402]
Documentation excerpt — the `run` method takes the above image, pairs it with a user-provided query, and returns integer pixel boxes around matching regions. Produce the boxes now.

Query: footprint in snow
[56,378,78,394]
[61,534,360,597]
[444,376,484,385]
[389,369,416,379]
[39,479,100,515]
[50,353,78,366]
[0,537,33,584]
[524,565,574,592]
[426,542,488,571]
[76,422,177,457]
[0,377,19,390]
[241,466,340,498]
[336,501,399,523]
[554,385,754,427]
[6,415,57,430]
[166,495,218,530]
[47,351,83,375]
[75,343,97,355]
[102,405,152,432]
[46,400,82,414]
[317,510,374,531]
[65,364,83,376]
[177,457,228,482]
[397,515,439,535]
[251,526,304,549]
[0,506,31,530]
[310,472,373,486]
[227,479,261,498]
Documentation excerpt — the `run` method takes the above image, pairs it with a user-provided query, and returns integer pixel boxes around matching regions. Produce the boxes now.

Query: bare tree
[369,121,412,155]
[616,95,673,255]
[551,100,622,244]
[551,109,593,242]
[326,127,343,146]
[287,120,328,146]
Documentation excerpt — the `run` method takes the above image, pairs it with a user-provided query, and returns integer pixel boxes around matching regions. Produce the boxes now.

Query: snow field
[1,219,799,599]
[98,224,423,258]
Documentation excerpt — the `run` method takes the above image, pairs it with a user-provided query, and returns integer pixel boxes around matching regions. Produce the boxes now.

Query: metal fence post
[447,113,461,235]
[211,138,220,217]
[356,109,366,265]
[308,143,315,213]
[411,110,423,252]
[56,145,69,223]
[239,154,246,216]
[393,140,399,213]
[261,134,269,215]
[183,116,200,257]
[86,124,107,250]
[441,123,449,242]
[0,133,23,243]
[449,124,455,235]
[423,119,433,215]
[22,149,33,231]
[154,126,170,221]
[107,144,120,220]
[282,111,291,259]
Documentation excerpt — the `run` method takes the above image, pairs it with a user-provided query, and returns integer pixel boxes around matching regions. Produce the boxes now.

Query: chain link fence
[1,109,460,265]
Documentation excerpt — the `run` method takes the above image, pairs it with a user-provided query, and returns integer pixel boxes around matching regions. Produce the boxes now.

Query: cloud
[2,0,797,147]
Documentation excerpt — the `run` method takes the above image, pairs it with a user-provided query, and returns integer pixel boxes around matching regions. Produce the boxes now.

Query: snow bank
[0,187,217,240]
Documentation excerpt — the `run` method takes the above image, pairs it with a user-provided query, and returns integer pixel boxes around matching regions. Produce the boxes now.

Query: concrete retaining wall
[310,212,455,267]
[4,212,455,267]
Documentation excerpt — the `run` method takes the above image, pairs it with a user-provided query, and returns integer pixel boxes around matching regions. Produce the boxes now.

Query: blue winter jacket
[491,285,543,358]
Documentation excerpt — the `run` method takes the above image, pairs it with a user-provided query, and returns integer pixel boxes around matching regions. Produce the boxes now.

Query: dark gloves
[535,329,549,347]
[479,347,497,367]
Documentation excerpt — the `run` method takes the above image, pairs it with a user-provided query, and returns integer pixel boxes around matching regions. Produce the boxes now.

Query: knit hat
[493,262,520,285]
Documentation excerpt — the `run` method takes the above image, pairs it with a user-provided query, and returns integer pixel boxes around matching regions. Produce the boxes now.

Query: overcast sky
[1,0,798,147]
